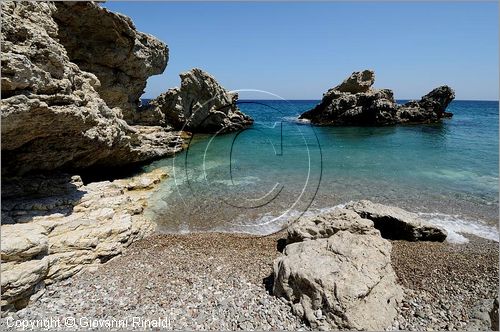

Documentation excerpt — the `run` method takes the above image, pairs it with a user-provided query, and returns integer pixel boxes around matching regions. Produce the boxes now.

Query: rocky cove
[1,1,498,331]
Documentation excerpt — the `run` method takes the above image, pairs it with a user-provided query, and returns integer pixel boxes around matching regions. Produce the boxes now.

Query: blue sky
[104,2,498,100]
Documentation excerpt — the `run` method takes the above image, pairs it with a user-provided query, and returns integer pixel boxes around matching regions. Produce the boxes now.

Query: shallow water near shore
[144,99,499,243]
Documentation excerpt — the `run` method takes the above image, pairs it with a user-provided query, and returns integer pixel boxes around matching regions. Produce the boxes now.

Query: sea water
[144,100,499,243]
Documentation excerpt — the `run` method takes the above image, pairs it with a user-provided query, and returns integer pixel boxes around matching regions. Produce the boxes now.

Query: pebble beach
[2,232,497,331]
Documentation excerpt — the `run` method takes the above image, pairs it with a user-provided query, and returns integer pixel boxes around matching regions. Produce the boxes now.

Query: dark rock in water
[299,70,455,125]
[144,68,253,133]
[398,86,456,123]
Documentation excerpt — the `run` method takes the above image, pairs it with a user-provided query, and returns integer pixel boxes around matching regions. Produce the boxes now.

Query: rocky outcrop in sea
[299,70,455,125]
[141,68,253,133]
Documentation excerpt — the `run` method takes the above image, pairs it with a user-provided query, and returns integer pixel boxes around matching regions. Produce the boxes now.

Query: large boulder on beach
[273,230,403,330]
[299,70,455,125]
[1,2,185,176]
[287,208,378,243]
[144,68,253,133]
[346,200,447,241]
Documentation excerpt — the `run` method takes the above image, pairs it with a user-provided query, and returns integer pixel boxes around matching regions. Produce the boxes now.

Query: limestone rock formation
[273,230,403,330]
[1,2,185,176]
[144,68,254,133]
[52,2,168,120]
[273,201,451,329]
[299,70,455,125]
[287,208,378,243]
[346,200,447,241]
[1,169,167,310]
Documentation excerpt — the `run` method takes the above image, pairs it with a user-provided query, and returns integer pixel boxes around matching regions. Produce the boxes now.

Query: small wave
[418,212,499,244]
[214,204,346,235]
[213,203,499,245]
[281,116,311,124]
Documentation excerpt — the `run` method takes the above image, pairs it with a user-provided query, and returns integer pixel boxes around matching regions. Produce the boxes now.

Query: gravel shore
[1,232,497,331]
[392,235,498,331]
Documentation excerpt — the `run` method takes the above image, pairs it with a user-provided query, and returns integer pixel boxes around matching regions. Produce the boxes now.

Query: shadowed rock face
[52,2,168,120]
[144,68,254,133]
[1,2,184,176]
[345,200,447,242]
[299,70,455,125]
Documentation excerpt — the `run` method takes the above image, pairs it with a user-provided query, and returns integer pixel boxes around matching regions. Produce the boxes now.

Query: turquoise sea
[145,100,499,243]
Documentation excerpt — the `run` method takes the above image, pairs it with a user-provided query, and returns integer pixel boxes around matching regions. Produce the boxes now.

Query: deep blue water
[145,100,499,242]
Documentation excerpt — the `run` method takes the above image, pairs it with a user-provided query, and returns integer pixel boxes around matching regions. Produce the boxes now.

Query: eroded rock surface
[334,69,375,93]
[346,200,447,242]
[273,230,403,330]
[1,169,167,311]
[274,202,449,329]
[299,70,455,125]
[52,2,168,119]
[145,68,253,133]
[287,208,378,243]
[1,2,185,176]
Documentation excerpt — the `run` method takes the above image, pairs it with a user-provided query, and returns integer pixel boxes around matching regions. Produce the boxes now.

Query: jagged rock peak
[146,68,253,133]
[334,69,375,93]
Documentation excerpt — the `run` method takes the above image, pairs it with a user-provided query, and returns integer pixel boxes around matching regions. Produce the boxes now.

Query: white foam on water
[282,116,311,124]
[214,202,499,245]
[215,204,347,235]
[211,176,260,186]
[417,212,499,244]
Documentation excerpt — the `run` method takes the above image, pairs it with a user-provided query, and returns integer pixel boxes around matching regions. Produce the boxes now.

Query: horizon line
[141,98,500,102]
